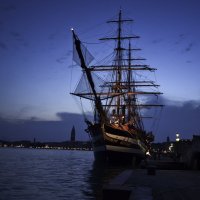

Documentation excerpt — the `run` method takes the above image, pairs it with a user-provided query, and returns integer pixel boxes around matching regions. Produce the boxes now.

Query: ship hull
[93,145,145,164]
[89,123,147,164]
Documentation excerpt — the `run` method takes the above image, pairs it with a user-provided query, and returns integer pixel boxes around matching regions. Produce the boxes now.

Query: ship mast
[116,10,122,117]
[71,30,106,123]
[127,41,132,121]
[71,10,164,126]
[100,10,137,121]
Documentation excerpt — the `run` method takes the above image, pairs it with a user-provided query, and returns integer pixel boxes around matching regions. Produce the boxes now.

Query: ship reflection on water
[85,160,130,200]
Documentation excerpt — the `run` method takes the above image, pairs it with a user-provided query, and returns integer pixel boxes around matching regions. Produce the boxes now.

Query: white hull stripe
[106,145,145,155]
[92,145,145,155]
[105,132,137,144]
[105,132,147,152]
[91,130,146,150]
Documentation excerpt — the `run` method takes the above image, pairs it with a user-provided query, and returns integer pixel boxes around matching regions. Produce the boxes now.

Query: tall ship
[70,10,163,164]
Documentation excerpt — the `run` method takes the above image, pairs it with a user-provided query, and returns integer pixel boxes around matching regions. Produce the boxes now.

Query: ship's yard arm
[71,30,107,123]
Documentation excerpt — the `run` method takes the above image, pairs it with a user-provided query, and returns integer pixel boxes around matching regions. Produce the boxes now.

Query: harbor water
[0,148,126,200]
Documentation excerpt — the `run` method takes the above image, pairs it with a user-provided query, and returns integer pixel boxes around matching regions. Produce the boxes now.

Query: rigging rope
[69,60,74,93]
[80,97,87,121]
[150,106,163,138]
[154,107,163,135]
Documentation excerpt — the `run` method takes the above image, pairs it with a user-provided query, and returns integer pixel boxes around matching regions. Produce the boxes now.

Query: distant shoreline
[0,140,92,151]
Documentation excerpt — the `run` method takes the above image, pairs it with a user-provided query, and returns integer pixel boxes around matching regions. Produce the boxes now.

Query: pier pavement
[103,161,200,200]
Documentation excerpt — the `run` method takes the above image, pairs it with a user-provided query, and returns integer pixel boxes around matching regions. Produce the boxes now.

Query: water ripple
[0,148,126,200]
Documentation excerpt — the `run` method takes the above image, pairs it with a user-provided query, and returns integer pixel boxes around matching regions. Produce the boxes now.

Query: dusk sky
[0,0,200,142]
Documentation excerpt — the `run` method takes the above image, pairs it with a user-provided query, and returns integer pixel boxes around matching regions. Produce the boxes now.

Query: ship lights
[176,133,180,142]
[169,143,174,152]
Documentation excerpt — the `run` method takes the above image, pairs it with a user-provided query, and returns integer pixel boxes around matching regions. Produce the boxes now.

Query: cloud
[152,38,163,44]
[0,5,16,12]
[174,34,185,45]
[0,42,7,50]
[185,42,193,52]
[48,33,57,40]
[0,21,3,29]
[66,50,72,56]
[174,34,195,53]
[56,51,72,64]
[56,56,67,64]
[144,98,200,142]
[10,31,21,38]
[0,32,27,50]
[13,105,40,120]
[0,112,89,142]
[10,31,24,42]
[1,99,200,143]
